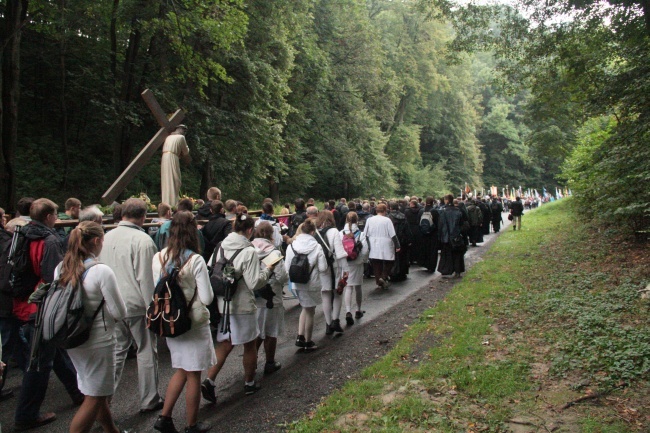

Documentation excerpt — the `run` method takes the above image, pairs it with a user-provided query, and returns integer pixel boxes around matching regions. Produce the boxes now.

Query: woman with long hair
[56,221,126,433]
[201,213,274,403]
[152,211,215,433]
[284,219,327,350]
[339,212,369,325]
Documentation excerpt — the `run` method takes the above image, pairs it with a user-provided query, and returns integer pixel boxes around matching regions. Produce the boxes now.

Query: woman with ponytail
[152,211,215,433]
[201,212,274,403]
[55,221,126,433]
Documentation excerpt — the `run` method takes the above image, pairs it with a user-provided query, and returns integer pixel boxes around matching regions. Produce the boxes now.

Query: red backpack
[342,230,362,261]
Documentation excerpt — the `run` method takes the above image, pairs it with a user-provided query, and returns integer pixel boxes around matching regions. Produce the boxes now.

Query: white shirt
[364,215,397,261]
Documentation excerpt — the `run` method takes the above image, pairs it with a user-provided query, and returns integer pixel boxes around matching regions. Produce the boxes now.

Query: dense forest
[0,0,647,234]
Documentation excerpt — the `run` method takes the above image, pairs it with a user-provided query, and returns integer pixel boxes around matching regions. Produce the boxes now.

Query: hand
[396,248,401,253]
[267,262,277,271]
[0,361,4,384]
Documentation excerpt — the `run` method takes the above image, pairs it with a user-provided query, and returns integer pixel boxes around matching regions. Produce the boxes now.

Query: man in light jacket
[100,198,163,413]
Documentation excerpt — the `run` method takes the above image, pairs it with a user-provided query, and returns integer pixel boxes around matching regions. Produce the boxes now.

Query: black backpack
[146,254,196,338]
[208,245,244,333]
[288,244,313,284]
[289,212,306,237]
[7,226,40,299]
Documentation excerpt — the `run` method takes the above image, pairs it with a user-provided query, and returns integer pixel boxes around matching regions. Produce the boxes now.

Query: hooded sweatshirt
[251,238,288,307]
[212,232,271,315]
[284,233,327,292]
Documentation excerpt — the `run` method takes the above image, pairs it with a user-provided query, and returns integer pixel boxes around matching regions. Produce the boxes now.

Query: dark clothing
[388,211,412,281]
[16,322,81,423]
[356,211,371,232]
[201,213,232,262]
[0,317,29,392]
[288,210,307,237]
[510,200,524,216]
[0,227,14,318]
[197,202,212,219]
[466,204,483,244]
[437,205,466,275]
[335,204,349,231]
[490,200,504,232]
[418,205,439,272]
[371,259,393,286]
[404,207,422,264]
[478,201,492,235]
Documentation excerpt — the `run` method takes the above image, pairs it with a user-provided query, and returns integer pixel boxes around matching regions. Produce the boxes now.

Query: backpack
[342,230,362,261]
[419,211,434,235]
[153,224,170,251]
[315,227,336,290]
[288,244,313,284]
[41,261,104,349]
[468,205,482,226]
[491,201,500,213]
[208,245,244,332]
[146,253,196,338]
[7,226,40,299]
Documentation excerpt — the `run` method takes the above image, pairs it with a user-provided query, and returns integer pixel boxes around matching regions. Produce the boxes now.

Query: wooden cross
[101,89,185,204]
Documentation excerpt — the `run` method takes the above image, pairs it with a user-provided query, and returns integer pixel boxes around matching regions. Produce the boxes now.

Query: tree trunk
[59,0,69,189]
[199,158,212,200]
[268,176,279,203]
[0,0,28,211]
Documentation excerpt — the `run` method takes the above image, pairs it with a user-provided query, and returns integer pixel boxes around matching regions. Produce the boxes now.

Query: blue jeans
[14,321,80,423]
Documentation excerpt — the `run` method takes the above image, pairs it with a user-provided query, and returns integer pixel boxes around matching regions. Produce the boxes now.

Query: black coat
[201,213,232,262]
[510,200,524,216]
[0,227,14,318]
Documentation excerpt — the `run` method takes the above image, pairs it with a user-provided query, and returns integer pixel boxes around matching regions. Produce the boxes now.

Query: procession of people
[0,189,532,432]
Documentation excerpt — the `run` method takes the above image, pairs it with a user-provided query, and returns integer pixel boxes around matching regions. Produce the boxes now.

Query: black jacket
[388,211,412,247]
[197,202,212,219]
[438,205,464,244]
[0,227,14,317]
[510,200,524,216]
[201,213,232,262]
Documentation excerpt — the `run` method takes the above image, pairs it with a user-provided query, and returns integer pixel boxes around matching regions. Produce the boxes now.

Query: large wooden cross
[101,89,185,204]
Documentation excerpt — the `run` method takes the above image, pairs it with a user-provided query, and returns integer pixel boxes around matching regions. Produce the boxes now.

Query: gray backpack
[41,260,104,349]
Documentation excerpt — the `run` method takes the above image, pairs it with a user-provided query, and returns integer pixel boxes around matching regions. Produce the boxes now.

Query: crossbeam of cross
[101,89,185,205]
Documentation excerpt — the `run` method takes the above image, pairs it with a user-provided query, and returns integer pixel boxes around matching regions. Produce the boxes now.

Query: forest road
[0,214,512,433]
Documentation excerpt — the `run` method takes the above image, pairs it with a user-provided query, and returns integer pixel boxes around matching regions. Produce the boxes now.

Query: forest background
[0,0,647,235]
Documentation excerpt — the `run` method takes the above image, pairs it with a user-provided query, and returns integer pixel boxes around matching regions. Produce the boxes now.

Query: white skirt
[346,262,365,286]
[255,298,285,339]
[166,323,217,371]
[216,313,259,345]
[296,289,322,308]
[67,344,115,397]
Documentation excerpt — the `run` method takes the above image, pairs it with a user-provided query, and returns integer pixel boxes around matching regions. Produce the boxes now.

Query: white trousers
[113,316,162,410]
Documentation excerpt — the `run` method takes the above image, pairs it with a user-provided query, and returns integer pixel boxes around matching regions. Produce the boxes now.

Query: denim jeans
[14,321,80,423]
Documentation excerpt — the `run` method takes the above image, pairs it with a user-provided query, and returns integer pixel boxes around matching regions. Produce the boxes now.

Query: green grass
[285,199,649,433]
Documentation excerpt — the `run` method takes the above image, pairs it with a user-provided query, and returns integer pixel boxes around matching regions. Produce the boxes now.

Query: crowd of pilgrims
[0,189,512,433]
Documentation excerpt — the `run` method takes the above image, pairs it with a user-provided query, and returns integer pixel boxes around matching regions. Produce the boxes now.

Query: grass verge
[285,199,650,432]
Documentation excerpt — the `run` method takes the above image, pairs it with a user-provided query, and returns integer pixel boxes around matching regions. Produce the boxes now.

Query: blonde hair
[59,222,104,288]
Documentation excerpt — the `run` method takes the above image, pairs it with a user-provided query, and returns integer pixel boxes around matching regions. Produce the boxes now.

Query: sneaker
[345,312,354,326]
[244,383,261,395]
[14,412,57,432]
[325,324,334,335]
[330,319,344,333]
[154,416,179,433]
[264,361,281,375]
[200,379,217,404]
[377,278,385,288]
[185,421,211,433]
[295,335,306,347]
[355,310,365,319]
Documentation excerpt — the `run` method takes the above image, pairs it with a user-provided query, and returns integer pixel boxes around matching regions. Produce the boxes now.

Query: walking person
[418,196,440,273]
[510,197,524,230]
[13,199,83,431]
[55,222,127,433]
[201,213,274,403]
[339,212,369,325]
[364,204,400,289]
[438,195,468,278]
[314,210,348,335]
[99,198,164,414]
[251,222,289,375]
[490,198,504,233]
[152,212,215,433]
[285,219,327,351]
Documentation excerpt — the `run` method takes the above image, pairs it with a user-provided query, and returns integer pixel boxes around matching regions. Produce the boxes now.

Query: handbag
[508,213,513,221]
